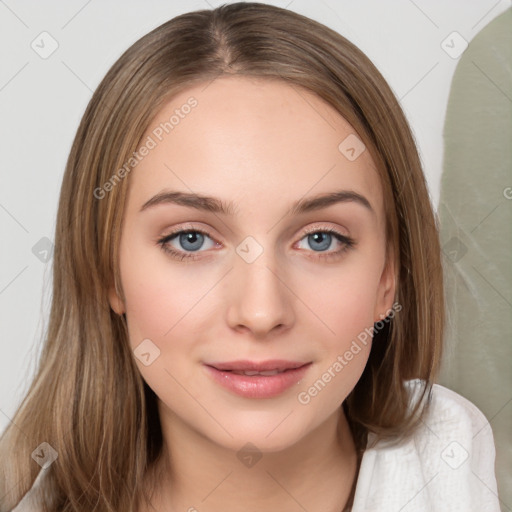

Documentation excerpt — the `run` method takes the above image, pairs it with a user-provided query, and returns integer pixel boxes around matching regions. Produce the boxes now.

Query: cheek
[300,254,384,339]
[119,238,209,345]
[122,273,176,348]
[119,246,208,395]
[295,263,379,407]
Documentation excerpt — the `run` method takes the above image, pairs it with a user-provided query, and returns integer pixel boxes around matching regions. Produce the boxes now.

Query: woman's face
[109,76,395,453]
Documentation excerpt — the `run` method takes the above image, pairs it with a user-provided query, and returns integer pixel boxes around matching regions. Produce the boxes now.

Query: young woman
[1,3,500,511]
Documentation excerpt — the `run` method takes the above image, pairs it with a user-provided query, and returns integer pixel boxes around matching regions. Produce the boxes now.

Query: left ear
[374,246,397,323]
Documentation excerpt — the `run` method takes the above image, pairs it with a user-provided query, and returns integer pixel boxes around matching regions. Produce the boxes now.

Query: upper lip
[206,360,311,372]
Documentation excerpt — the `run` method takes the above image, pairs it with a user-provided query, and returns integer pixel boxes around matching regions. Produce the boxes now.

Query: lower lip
[204,363,312,399]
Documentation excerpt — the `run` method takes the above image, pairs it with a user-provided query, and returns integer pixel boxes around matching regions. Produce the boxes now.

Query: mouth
[222,369,293,376]
[203,360,312,399]
[205,359,310,374]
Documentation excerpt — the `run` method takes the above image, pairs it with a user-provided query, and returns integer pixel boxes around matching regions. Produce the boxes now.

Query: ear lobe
[108,285,125,315]
[374,250,397,323]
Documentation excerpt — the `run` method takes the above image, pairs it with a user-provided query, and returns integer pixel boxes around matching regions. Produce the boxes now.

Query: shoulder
[11,469,47,512]
[407,379,498,476]
[351,379,501,512]
[407,378,494,444]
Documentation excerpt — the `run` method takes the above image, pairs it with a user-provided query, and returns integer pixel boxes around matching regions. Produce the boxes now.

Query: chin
[201,409,318,454]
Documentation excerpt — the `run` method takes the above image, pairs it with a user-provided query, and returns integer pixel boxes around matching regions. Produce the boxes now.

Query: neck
[141,403,360,512]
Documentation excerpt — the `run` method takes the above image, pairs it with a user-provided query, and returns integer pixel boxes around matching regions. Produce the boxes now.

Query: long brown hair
[0,3,443,510]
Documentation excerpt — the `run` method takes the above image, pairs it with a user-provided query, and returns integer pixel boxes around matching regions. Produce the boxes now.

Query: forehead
[126,76,384,222]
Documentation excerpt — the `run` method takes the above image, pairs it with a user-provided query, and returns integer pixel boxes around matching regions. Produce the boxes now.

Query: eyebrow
[139,189,374,216]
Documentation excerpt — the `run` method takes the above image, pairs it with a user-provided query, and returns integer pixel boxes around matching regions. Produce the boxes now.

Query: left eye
[296,230,349,252]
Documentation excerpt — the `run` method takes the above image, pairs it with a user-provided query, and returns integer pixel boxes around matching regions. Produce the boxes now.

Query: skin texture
[109,76,396,512]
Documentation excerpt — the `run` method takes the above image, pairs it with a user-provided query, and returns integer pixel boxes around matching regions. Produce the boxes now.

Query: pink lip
[203,361,312,399]
[206,359,308,372]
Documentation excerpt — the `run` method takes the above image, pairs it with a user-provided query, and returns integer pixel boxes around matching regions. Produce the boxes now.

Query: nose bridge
[226,235,294,335]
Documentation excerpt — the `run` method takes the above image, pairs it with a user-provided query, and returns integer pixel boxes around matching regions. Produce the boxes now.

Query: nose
[226,248,295,338]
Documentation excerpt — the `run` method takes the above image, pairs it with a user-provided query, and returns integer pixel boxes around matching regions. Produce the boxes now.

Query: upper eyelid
[162,223,348,239]
[160,224,351,248]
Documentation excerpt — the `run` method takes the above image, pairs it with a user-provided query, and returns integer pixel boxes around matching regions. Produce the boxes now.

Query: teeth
[231,369,283,376]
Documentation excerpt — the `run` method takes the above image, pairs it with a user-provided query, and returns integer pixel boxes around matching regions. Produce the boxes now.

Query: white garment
[351,381,501,511]
[12,381,500,511]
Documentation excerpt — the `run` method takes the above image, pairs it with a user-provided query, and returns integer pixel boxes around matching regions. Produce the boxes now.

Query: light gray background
[0,0,509,450]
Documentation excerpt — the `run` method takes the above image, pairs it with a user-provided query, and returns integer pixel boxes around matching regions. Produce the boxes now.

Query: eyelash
[157,226,355,262]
